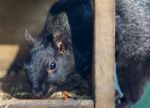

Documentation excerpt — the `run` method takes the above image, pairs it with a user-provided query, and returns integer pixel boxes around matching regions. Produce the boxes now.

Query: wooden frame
[0,100,94,108]
[94,0,115,107]
[0,0,115,107]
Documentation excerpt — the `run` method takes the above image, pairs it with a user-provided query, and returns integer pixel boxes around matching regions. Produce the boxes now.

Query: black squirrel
[51,0,150,107]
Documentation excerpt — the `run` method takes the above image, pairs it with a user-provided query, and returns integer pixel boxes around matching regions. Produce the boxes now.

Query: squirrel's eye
[49,61,56,70]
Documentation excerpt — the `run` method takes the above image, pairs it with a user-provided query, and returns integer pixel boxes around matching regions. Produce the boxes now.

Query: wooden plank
[0,45,20,71]
[94,0,115,108]
[0,99,94,108]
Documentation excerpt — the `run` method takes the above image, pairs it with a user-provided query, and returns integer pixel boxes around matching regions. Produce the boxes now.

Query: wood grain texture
[0,99,94,108]
[0,45,19,71]
[94,0,115,108]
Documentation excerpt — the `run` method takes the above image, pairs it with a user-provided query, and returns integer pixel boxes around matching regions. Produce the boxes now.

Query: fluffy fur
[116,0,150,107]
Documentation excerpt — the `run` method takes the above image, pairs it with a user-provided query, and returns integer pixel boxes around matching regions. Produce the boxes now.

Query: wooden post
[94,0,115,108]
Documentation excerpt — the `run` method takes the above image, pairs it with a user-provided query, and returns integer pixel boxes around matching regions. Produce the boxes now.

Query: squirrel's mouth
[40,72,86,98]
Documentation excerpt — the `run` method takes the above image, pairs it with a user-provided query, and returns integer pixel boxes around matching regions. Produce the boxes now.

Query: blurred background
[0,0,56,75]
[0,0,60,100]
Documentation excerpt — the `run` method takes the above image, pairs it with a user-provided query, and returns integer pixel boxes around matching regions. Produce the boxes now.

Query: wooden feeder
[0,0,115,108]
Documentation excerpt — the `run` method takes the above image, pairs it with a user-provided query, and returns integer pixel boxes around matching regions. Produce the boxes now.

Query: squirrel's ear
[52,30,70,54]
[25,29,35,45]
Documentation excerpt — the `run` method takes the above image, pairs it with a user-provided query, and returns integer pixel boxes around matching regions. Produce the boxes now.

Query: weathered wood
[0,45,20,71]
[0,99,94,108]
[94,0,115,108]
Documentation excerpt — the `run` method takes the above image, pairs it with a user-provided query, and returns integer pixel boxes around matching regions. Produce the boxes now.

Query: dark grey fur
[116,0,150,107]
[25,13,79,98]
